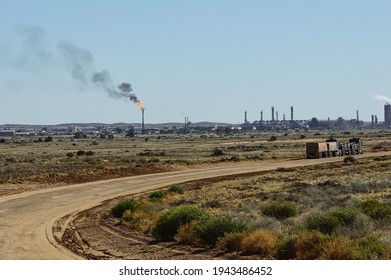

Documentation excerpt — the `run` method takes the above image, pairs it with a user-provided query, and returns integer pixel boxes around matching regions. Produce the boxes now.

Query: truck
[306,138,363,159]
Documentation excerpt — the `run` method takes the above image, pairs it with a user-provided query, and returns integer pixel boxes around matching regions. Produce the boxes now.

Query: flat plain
[2,129,391,259]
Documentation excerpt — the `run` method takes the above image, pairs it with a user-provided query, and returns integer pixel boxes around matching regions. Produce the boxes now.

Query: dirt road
[1,152,390,259]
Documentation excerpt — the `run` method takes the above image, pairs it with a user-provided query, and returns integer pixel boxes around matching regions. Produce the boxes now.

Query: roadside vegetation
[110,155,391,259]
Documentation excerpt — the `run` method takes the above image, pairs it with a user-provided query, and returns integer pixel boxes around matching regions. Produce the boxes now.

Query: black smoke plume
[58,41,138,101]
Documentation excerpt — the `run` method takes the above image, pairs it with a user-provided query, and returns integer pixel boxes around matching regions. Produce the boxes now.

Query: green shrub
[305,207,359,234]
[357,200,391,221]
[211,148,224,156]
[152,205,208,241]
[261,201,298,220]
[344,156,357,163]
[66,152,74,158]
[5,156,17,163]
[268,135,277,141]
[110,199,141,218]
[148,190,166,201]
[217,232,245,252]
[351,236,391,260]
[194,214,247,247]
[76,150,86,156]
[85,151,95,156]
[328,207,359,226]
[168,185,184,194]
[276,236,298,260]
[305,212,339,234]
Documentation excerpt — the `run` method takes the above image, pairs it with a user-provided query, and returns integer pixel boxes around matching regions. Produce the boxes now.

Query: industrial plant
[2,100,391,138]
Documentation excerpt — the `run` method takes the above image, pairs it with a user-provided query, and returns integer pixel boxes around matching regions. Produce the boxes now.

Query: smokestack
[283,113,286,121]
[141,108,145,133]
[244,111,248,125]
[271,106,275,122]
[372,115,375,125]
[185,116,190,128]
[276,111,279,121]
[291,106,294,121]
[385,104,391,125]
[375,115,378,124]
[357,110,359,123]
[260,111,263,122]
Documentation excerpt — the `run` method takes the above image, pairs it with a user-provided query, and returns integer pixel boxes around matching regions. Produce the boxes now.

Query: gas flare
[135,101,144,109]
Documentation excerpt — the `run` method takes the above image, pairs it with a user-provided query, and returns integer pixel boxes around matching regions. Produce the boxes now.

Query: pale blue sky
[1,0,391,124]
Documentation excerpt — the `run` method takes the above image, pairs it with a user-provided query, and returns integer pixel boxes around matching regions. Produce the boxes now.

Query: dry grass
[240,229,278,256]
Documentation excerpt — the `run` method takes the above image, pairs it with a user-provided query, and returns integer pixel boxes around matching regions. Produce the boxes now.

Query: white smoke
[375,95,391,104]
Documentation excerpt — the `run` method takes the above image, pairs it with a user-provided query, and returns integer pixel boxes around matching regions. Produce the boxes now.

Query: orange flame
[135,101,144,109]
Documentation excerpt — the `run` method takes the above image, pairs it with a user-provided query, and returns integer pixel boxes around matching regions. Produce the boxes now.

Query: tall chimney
[141,108,145,133]
[356,110,359,123]
[385,104,391,125]
[260,110,263,122]
[291,106,294,121]
[276,111,279,121]
[271,106,275,122]
[244,111,248,125]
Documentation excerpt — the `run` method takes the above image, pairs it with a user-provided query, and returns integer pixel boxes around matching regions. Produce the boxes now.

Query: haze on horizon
[1,1,391,125]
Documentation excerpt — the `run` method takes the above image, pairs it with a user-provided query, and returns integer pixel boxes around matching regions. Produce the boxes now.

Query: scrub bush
[261,201,298,220]
[152,205,208,241]
[111,198,141,218]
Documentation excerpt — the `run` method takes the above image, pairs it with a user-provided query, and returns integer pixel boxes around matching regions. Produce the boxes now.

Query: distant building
[0,130,15,136]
